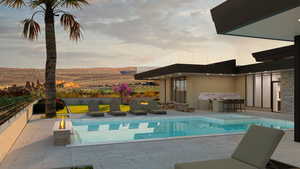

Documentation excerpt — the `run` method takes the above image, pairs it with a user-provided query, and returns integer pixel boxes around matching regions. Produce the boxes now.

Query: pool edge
[66,128,294,148]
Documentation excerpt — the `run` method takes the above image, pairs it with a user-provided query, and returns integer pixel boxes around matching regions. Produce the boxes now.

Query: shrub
[33,98,65,114]
[0,95,33,107]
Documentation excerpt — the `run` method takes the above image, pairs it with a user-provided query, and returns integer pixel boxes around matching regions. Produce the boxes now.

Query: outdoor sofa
[146,100,167,115]
[87,102,104,117]
[175,125,284,169]
[174,102,195,112]
[108,102,126,116]
[129,99,148,115]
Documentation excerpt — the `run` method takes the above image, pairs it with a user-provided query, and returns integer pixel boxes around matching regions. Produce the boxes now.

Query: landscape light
[59,119,66,129]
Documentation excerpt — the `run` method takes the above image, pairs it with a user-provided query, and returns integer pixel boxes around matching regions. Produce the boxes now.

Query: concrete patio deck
[0,111,299,169]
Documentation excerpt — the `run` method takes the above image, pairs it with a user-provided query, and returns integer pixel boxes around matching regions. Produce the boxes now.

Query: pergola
[211,0,300,142]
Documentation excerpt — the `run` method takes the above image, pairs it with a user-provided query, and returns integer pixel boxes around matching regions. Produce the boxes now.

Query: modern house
[210,0,300,141]
[135,46,294,114]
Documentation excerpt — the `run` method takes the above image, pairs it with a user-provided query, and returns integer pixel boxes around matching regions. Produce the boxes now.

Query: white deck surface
[0,111,299,169]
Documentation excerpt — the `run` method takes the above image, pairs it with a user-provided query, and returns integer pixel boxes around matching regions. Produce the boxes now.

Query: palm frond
[60,13,75,30]
[69,21,82,41]
[60,0,88,9]
[0,0,26,8]
[30,0,46,9]
[60,13,82,41]
[22,19,41,40]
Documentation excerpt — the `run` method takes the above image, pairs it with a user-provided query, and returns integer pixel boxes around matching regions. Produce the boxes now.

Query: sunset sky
[0,0,292,68]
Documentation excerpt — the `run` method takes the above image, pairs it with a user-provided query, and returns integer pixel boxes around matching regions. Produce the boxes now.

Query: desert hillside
[0,67,143,88]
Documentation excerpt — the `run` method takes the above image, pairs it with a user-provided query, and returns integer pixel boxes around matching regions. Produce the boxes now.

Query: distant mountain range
[0,67,144,88]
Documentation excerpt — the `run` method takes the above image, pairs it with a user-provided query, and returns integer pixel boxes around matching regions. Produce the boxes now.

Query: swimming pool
[71,114,294,146]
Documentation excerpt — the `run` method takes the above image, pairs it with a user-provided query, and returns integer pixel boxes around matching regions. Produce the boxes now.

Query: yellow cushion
[69,105,89,113]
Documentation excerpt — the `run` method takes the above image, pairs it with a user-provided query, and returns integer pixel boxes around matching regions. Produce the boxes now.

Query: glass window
[255,75,262,107]
[263,74,271,108]
[247,75,254,107]
[246,73,273,108]
[171,77,186,103]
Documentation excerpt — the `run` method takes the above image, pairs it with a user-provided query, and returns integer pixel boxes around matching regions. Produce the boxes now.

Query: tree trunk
[44,8,57,118]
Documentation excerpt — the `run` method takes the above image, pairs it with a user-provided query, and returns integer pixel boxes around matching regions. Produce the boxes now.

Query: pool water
[71,114,294,145]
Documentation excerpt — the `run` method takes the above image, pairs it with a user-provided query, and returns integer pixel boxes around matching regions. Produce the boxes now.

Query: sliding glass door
[246,73,278,110]
[246,75,254,107]
[171,77,187,103]
[262,74,271,108]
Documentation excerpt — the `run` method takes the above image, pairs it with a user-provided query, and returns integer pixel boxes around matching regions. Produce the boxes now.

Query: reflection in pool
[71,114,294,145]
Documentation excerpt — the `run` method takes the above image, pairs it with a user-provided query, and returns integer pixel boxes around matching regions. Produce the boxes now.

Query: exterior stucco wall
[186,76,238,109]
[165,78,172,103]
[235,75,246,100]
[159,75,245,110]
[159,79,165,103]
[0,102,35,162]
[281,71,294,114]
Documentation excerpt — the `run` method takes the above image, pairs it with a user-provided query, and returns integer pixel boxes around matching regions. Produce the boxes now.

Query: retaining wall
[0,101,36,162]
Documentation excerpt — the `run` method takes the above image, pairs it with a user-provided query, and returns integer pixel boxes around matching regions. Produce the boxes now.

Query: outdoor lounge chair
[175,125,284,169]
[129,100,148,115]
[108,102,126,116]
[65,105,72,114]
[175,102,195,112]
[147,100,167,115]
[87,102,104,117]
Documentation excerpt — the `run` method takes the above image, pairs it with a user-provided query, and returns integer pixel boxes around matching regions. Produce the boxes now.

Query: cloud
[77,0,216,50]
[0,0,292,68]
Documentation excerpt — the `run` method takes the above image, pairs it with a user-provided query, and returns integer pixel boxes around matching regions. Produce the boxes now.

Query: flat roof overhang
[237,58,294,74]
[136,72,238,80]
[252,45,295,62]
[211,0,300,41]
[135,60,237,80]
[135,59,294,80]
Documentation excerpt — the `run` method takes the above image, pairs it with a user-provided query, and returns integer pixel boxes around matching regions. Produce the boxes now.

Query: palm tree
[0,0,88,117]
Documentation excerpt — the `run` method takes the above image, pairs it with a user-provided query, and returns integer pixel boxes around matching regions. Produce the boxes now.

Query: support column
[294,35,300,142]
